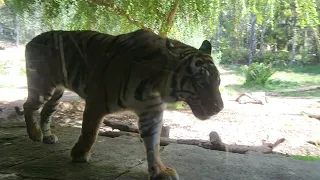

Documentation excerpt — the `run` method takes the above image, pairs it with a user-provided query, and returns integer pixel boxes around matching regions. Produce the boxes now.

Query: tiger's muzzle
[187,91,224,120]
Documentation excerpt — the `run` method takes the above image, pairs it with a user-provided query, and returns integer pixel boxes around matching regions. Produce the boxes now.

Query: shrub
[220,48,249,64]
[254,51,290,66]
[240,62,276,84]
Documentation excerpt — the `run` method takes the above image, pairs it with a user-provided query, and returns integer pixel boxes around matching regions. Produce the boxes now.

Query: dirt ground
[1,89,319,157]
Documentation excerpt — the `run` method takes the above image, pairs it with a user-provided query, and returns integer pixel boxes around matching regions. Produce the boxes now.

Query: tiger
[14,29,224,180]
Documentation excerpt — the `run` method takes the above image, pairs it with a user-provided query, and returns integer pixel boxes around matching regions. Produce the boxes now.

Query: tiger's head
[166,39,224,120]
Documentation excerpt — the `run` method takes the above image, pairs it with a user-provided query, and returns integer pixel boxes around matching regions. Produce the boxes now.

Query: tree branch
[160,0,180,36]
[90,0,151,31]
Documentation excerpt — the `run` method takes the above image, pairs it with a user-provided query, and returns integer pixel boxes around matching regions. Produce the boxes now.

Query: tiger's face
[167,39,224,120]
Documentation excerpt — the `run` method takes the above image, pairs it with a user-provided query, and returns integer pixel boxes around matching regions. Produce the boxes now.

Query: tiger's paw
[149,167,179,180]
[43,134,58,144]
[27,124,43,142]
[70,147,91,163]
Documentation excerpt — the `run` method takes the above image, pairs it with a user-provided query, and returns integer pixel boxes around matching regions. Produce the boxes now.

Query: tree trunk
[159,0,179,36]
[303,28,308,49]
[259,23,267,54]
[232,4,238,49]
[290,27,297,64]
[0,24,3,37]
[214,26,219,52]
[239,17,245,48]
[246,15,251,49]
[14,14,19,46]
[311,27,320,62]
[248,14,256,65]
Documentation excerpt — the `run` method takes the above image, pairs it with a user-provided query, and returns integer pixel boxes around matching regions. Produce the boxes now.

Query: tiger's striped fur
[17,29,224,180]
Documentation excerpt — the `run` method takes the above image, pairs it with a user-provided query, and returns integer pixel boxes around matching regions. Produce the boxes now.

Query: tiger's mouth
[186,98,223,120]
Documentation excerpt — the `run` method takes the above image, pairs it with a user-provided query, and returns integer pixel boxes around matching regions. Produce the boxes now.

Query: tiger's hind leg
[23,86,56,143]
[40,87,64,144]
[23,60,59,143]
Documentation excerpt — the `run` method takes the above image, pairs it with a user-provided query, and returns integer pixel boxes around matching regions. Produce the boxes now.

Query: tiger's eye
[195,60,204,67]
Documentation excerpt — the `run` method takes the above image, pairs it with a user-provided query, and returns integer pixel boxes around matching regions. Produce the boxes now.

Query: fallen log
[268,86,320,96]
[307,140,320,146]
[280,85,320,93]
[235,92,268,105]
[98,131,176,146]
[103,119,170,138]
[103,120,139,133]
[308,115,320,121]
[99,130,285,154]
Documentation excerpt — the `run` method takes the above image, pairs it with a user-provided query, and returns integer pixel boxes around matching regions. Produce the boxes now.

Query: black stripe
[139,119,162,138]
[180,76,190,90]
[134,79,149,101]
[145,103,163,110]
[70,63,81,90]
[122,61,132,101]
[139,49,161,62]
[117,83,126,108]
[139,112,149,118]
[86,32,102,47]
[171,57,191,90]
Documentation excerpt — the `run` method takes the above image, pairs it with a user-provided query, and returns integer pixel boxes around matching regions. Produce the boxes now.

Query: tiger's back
[26,30,175,110]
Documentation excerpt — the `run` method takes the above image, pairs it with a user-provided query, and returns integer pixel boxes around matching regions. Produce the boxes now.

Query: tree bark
[103,119,170,138]
[311,27,320,62]
[248,14,256,65]
[235,93,268,105]
[307,140,320,146]
[290,27,297,64]
[103,120,139,133]
[99,130,285,154]
[159,0,180,37]
[308,115,320,120]
[232,4,238,49]
[303,28,308,49]
[259,23,267,54]
[14,14,19,46]
[214,26,220,52]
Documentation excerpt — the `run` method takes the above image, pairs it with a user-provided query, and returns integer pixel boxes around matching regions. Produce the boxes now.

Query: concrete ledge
[0,126,319,180]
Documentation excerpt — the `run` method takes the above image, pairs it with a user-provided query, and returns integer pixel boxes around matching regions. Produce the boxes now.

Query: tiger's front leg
[138,110,179,180]
[70,95,107,162]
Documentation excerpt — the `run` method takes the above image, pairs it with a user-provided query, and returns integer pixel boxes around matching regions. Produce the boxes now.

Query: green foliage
[240,62,275,84]
[291,155,320,161]
[166,102,186,110]
[1,0,319,67]
[224,64,320,98]
[254,50,318,66]
[220,48,249,64]
[254,51,291,66]
[7,0,224,36]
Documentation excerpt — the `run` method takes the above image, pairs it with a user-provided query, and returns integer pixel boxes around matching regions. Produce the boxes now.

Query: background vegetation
[0,0,319,93]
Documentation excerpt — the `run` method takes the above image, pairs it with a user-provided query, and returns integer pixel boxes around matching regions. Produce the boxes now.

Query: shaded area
[0,126,320,180]
[0,126,148,180]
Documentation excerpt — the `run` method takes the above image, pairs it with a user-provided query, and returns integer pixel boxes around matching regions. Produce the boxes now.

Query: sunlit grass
[291,155,320,161]
[166,102,187,110]
[222,64,320,98]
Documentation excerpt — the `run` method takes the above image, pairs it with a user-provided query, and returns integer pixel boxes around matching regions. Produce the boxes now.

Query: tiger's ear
[199,40,212,54]
[166,38,179,57]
